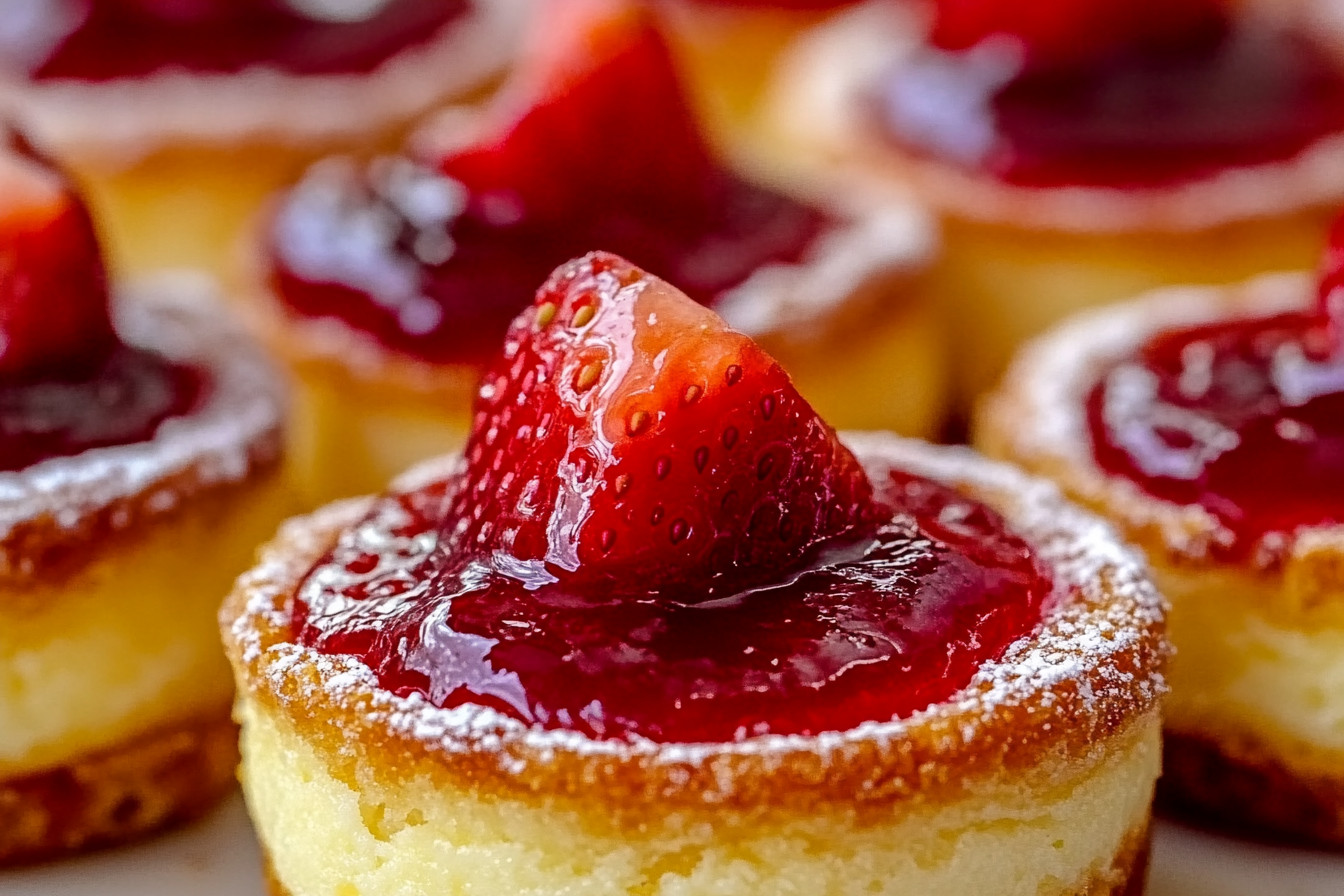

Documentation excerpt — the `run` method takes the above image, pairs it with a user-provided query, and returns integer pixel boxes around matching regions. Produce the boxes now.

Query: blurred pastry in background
[253,0,944,505]
[656,0,862,142]
[979,218,1344,846]
[0,0,530,277]
[772,0,1344,401]
[0,130,289,864]
[224,250,1165,896]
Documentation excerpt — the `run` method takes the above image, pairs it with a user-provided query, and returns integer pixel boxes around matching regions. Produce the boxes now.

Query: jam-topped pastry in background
[770,0,1344,404]
[0,130,290,864]
[0,0,530,276]
[255,0,942,505]
[980,218,1344,847]
[653,0,861,144]
[223,250,1165,896]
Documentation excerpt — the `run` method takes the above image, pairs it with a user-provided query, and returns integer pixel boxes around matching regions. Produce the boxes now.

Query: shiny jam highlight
[293,470,1051,743]
[1088,311,1344,557]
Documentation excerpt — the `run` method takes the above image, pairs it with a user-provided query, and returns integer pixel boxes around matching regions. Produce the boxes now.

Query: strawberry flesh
[294,253,1053,741]
[0,131,115,382]
[0,130,205,469]
[444,252,875,598]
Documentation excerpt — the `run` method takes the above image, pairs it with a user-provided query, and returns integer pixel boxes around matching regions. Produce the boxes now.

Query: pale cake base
[0,713,236,867]
[241,697,1159,896]
[14,1,530,282]
[1156,562,1344,845]
[765,286,946,437]
[934,208,1331,403]
[0,474,291,777]
[659,2,840,147]
[286,362,473,507]
[72,142,352,283]
[265,852,1149,896]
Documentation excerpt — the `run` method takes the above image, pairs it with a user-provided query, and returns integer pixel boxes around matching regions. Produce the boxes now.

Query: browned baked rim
[0,709,237,867]
[977,270,1344,590]
[0,0,531,165]
[221,433,1166,814]
[260,819,1153,896]
[771,1,1344,234]
[1161,730,1344,848]
[0,272,287,586]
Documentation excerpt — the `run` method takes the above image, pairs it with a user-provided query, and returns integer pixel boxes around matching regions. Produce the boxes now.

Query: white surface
[3,792,1344,895]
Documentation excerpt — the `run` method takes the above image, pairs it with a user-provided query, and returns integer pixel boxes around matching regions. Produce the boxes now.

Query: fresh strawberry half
[0,130,114,382]
[441,251,876,600]
[930,0,1230,72]
[426,0,720,224]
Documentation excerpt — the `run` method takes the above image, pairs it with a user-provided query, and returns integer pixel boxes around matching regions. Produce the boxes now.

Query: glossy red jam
[293,468,1051,743]
[1088,311,1344,557]
[0,344,203,472]
[872,24,1344,188]
[16,0,469,81]
[267,156,828,365]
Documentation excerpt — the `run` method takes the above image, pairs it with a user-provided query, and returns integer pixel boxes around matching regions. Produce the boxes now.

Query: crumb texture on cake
[978,269,1344,842]
[0,713,237,866]
[242,695,1158,896]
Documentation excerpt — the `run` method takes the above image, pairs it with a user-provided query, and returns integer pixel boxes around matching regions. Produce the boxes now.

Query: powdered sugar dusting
[0,271,286,573]
[232,437,1166,780]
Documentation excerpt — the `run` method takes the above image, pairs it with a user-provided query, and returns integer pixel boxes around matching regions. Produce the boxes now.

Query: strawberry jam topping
[1088,309,1344,558]
[265,0,828,365]
[0,131,203,470]
[292,252,1051,743]
[13,0,469,81]
[295,465,1049,742]
[872,5,1344,187]
[0,346,203,472]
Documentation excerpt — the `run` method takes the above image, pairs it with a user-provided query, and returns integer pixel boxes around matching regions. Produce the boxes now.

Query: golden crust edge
[221,436,1167,817]
[0,709,237,867]
[1161,729,1344,848]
